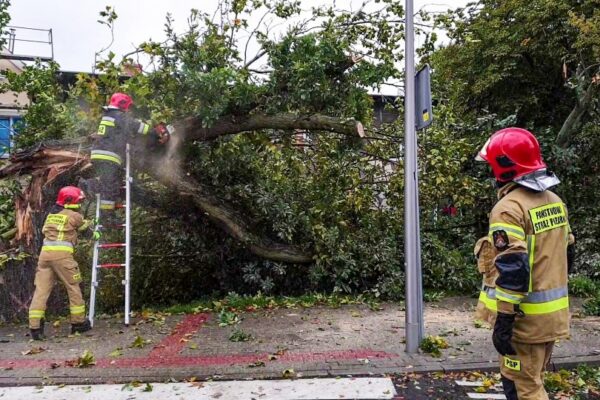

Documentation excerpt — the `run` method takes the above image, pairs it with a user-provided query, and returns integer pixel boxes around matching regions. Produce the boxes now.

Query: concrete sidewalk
[1,297,599,386]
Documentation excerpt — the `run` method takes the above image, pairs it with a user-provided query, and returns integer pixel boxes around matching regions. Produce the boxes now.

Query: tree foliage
[1,0,599,317]
[429,0,600,282]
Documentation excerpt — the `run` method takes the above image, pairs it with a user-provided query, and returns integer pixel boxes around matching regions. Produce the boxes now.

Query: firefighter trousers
[500,341,555,400]
[92,159,122,211]
[28,253,86,329]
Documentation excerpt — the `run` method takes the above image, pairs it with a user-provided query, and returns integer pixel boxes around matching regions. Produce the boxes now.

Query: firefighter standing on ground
[28,186,98,340]
[90,92,172,213]
[476,127,575,400]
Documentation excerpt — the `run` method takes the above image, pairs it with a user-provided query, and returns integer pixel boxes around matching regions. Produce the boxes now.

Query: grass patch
[159,292,386,315]
[229,328,253,342]
[419,335,449,357]
[582,296,600,316]
[569,275,599,298]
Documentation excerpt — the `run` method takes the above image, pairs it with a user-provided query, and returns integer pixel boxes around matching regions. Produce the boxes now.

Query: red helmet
[476,127,546,182]
[109,92,133,111]
[56,186,85,207]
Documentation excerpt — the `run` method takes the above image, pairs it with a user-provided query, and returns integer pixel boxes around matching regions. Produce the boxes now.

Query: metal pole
[49,29,54,60]
[403,0,424,353]
[124,143,131,326]
[413,130,424,340]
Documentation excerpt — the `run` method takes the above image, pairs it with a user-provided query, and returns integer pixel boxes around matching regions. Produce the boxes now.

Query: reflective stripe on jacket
[488,183,571,343]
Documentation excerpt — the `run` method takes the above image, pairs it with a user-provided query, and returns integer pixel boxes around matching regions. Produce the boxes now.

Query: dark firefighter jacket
[91,106,158,166]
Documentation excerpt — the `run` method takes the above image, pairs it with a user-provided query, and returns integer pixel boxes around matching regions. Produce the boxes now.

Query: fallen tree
[0,107,367,264]
[0,1,417,317]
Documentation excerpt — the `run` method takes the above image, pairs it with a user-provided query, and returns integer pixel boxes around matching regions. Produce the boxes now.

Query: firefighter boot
[71,319,92,334]
[30,319,45,341]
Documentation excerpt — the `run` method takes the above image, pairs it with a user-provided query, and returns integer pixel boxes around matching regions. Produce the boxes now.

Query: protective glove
[492,312,517,356]
[92,230,102,241]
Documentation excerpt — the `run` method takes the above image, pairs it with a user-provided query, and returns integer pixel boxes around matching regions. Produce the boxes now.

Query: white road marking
[467,394,507,399]
[0,377,397,400]
[455,380,503,388]
[456,379,507,399]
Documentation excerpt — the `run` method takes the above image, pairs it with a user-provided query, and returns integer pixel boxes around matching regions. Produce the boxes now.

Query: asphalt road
[392,371,600,400]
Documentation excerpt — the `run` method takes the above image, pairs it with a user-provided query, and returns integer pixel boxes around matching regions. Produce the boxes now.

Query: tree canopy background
[0,0,598,319]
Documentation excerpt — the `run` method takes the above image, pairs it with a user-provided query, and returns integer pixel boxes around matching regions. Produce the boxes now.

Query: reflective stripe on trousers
[41,240,74,253]
[70,305,86,315]
[29,309,45,319]
[100,200,116,210]
[91,149,122,165]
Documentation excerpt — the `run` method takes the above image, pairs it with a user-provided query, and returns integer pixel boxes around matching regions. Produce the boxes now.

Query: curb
[1,355,599,387]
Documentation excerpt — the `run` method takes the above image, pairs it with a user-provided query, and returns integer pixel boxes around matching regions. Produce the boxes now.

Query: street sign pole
[403,0,424,353]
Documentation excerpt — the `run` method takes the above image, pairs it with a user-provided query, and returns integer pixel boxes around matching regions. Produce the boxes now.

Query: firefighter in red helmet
[477,128,575,400]
[28,186,99,340]
[89,93,173,213]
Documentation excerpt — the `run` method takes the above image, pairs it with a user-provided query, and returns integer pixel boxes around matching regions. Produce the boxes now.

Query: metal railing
[2,25,54,62]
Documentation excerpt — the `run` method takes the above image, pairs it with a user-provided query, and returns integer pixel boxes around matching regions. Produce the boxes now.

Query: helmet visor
[475,137,491,162]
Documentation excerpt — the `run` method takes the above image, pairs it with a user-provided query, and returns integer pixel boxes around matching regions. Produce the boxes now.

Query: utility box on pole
[415,65,433,130]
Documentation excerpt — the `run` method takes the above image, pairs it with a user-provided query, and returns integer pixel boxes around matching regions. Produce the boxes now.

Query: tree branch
[181,113,364,141]
[556,80,598,147]
[142,158,313,263]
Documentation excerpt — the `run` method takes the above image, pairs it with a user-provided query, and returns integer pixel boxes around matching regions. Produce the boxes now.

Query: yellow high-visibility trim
[29,310,45,318]
[100,120,115,127]
[527,235,536,292]
[529,202,567,234]
[504,356,521,371]
[41,245,74,253]
[64,204,80,210]
[142,123,150,135]
[90,153,122,165]
[70,305,85,315]
[489,223,526,240]
[496,288,524,304]
[479,290,497,311]
[520,296,569,315]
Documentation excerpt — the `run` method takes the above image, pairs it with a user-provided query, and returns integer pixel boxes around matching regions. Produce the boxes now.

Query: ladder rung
[98,263,126,269]
[98,243,126,249]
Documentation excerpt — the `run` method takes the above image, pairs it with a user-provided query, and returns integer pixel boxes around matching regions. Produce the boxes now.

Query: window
[0,116,23,158]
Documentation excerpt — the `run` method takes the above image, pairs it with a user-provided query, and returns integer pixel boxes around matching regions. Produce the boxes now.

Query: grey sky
[8,0,467,77]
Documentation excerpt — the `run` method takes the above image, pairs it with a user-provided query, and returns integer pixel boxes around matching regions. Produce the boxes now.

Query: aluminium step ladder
[88,143,132,326]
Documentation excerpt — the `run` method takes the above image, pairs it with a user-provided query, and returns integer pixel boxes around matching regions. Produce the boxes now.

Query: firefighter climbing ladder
[88,144,132,327]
